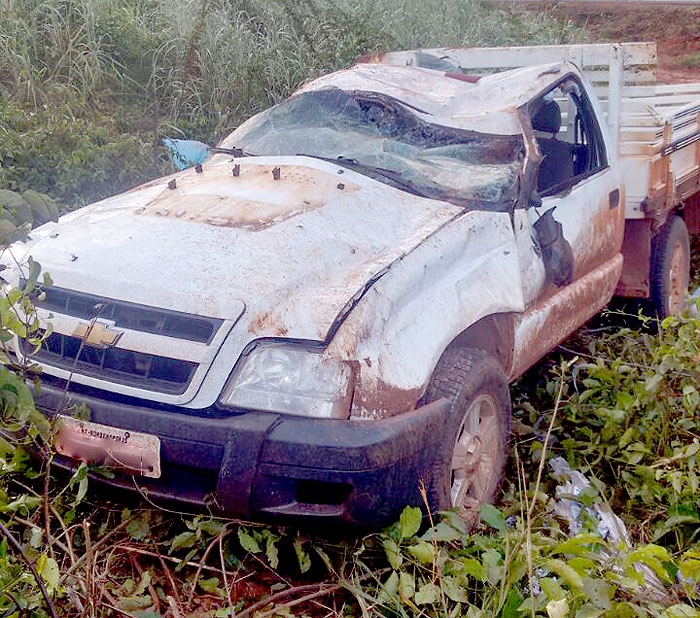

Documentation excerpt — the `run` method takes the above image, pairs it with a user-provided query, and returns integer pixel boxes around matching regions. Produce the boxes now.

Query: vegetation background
[0,0,699,616]
[0,0,580,209]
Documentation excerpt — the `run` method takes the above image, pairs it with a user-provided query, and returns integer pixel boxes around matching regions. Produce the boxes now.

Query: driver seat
[532,100,574,192]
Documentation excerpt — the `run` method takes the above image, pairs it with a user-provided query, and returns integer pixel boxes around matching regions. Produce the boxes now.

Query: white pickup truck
[10,43,700,525]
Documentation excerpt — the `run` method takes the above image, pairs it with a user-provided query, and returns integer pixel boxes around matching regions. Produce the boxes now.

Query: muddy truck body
[9,43,700,525]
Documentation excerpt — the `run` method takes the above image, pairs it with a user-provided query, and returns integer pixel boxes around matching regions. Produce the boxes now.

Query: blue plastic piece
[162,137,210,170]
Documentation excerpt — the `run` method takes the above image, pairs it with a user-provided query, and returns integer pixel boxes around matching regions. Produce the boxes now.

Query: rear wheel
[422,347,510,524]
[650,215,690,318]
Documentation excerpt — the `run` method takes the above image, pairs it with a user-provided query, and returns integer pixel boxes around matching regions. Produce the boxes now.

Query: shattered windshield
[220,88,524,208]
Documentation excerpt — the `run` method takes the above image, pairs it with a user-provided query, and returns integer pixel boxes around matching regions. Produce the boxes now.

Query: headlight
[219,342,355,419]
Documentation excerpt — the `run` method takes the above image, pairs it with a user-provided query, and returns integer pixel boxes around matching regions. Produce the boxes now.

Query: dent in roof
[298,61,568,136]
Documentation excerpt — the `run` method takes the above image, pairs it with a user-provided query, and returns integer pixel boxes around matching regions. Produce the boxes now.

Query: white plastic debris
[550,456,629,543]
[549,457,669,603]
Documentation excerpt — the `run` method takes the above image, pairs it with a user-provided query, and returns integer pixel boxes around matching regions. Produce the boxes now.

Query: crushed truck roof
[297,61,575,135]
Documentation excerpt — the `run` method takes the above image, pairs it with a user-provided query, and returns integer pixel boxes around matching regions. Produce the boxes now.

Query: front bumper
[35,383,450,526]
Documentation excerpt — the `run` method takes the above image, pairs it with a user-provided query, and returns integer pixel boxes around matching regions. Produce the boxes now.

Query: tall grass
[0,0,582,205]
[1,0,581,142]
[148,0,582,137]
[0,0,123,107]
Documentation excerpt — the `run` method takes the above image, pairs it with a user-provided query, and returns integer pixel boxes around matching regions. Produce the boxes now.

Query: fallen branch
[235,569,390,618]
[234,582,343,618]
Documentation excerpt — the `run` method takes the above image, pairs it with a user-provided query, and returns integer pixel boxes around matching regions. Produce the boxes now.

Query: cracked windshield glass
[220,88,524,208]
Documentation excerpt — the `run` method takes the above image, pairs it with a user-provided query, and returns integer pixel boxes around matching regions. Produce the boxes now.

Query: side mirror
[533,209,574,287]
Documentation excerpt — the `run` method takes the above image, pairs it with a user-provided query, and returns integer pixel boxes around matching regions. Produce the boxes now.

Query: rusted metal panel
[510,254,623,379]
[139,163,360,230]
[615,218,652,297]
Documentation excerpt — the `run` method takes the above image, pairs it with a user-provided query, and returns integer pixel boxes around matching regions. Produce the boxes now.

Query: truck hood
[15,155,462,341]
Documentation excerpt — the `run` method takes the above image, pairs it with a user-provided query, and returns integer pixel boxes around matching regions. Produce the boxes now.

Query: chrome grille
[33,333,197,394]
[30,288,223,395]
[37,287,221,344]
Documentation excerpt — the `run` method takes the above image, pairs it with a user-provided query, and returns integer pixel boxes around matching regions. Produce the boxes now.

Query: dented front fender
[326,209,525,419]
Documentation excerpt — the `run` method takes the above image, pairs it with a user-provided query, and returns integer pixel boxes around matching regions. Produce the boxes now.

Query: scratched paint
[139,162,360,230]
[11,154,464,407]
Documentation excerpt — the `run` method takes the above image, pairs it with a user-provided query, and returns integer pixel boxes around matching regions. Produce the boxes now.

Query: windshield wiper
[297,154,432,198]
[210,146,252,157]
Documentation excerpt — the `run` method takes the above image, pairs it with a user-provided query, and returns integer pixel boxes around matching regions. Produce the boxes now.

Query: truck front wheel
[651,215,690,318]
[421,347,510,524]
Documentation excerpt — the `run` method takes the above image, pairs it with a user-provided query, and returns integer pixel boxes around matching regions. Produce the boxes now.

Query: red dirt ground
[506,1,700,83]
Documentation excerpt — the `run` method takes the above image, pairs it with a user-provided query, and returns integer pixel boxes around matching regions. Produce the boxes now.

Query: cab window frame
[529,75,609,197]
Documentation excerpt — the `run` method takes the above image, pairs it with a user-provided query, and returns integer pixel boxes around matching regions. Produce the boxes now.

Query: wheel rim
[450,393,501,512]
[667,240,690,316]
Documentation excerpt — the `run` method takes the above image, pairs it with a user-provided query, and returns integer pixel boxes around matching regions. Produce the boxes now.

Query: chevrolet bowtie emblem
[72,321,123,349]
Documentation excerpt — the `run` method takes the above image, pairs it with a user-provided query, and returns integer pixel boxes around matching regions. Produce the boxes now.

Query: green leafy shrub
[0,101,165,207]
[548,313,700,550]
[350,505,700,617]
[0,255,59,616]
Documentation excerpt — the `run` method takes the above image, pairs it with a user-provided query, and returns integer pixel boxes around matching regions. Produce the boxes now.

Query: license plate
[54,416,161,479]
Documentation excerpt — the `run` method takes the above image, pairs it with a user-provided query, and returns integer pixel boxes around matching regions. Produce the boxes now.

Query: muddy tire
[422,347,510,525]
[650,215,690,318]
